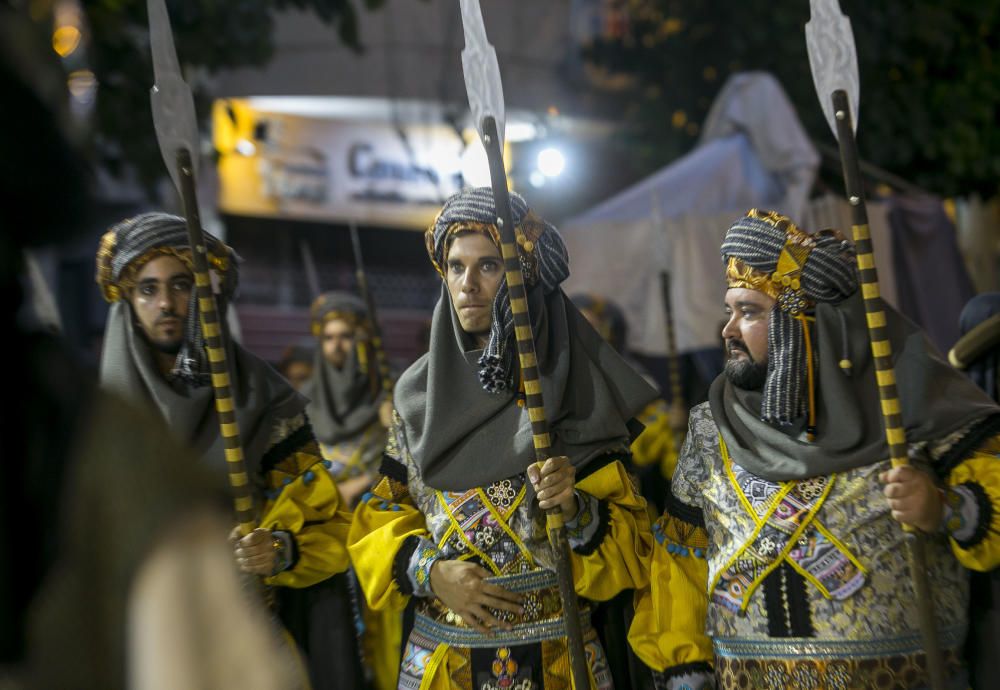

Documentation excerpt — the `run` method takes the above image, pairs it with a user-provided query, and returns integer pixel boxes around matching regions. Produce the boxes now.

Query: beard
[724,340,768,390]
[149,335,183,356]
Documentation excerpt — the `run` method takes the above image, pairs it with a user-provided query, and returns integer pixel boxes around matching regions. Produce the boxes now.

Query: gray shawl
[100,300,306,478]
[303,346,382,446]
[395,283,658,491]
[710,292,1000,480]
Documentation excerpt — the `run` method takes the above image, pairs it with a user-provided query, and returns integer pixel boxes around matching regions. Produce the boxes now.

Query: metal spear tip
[805,0,860,140]
[459,0,506,147]
[148,0,200,194]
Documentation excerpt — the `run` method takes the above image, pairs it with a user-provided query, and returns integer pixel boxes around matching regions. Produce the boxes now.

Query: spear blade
[148,0,200,195]
[805,0,860,140]
[459,0,505,146]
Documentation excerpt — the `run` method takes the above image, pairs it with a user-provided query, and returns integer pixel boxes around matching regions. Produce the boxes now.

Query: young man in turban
[629,209,1000,690]
[95,213,361,687]
[302,291,399,690]
[304,291,391,506]
[348,187,659,689]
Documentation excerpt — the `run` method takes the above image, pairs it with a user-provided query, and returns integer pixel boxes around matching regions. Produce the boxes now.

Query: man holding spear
[347,187,658,688]
[96,214,353,591]
[628,209,1000,689]
[305,291,390,508]
[95,214,357,686]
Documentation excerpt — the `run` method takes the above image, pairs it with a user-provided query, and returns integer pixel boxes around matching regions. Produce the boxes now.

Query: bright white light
[529,171,547,188]
[235,138,257,156]
[460,141,492,187]
[506,121,538,143]
[537,147,565,178]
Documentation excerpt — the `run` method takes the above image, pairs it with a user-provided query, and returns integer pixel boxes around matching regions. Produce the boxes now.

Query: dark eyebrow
[138,272,191,286]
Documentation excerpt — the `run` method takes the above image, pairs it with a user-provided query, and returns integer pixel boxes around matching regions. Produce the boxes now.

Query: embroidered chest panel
[433,476,542,575]
[674,415,970,640]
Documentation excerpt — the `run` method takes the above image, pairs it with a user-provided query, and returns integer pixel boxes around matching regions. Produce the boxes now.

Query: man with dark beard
[629,209,1000,690]
[96,213,361,688]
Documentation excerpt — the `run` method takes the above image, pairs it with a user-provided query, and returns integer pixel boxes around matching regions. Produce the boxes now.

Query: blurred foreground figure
[630,210,1000,690]
[0,4,295,688]
[95,214,356,687]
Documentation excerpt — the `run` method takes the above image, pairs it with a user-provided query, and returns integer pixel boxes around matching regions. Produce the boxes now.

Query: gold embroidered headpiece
[95,214,233,303]
[724,210,818,316]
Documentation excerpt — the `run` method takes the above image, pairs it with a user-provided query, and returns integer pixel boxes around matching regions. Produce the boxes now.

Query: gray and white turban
[722,209,857,426]
[426,187,569,392]
[96,212,239,383]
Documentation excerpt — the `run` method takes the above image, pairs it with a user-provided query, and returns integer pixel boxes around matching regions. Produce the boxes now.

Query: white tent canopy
[562,72,894,356]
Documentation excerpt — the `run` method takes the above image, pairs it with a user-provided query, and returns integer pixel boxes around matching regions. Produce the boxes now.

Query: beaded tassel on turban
[722,209,857,427]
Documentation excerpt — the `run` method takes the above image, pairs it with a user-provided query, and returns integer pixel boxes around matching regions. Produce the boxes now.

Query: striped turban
[426,187,569,393]
[96,212,238,383]
[722,209,857,426]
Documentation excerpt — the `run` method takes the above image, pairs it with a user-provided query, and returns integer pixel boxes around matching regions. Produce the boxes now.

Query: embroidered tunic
[349,412,653,689]
[629,402,1000,690]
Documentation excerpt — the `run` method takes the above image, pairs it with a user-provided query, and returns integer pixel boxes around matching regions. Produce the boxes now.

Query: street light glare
[537,147,565,178]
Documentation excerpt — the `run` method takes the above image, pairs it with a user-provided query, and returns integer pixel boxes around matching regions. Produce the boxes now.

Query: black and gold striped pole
[830,93,945,689]
[807,3,944,688]
[350,221,394,401]
[659,271,687,455]
[460,1,588,685]
[149,0,254,536]
[481,116,590,690]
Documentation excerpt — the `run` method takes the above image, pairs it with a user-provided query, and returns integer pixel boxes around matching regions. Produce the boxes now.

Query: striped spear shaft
[176,150,256,536]
[350,221,394,398]
[831,90,946,690]
[149,0,254,536]
[806,3,944,683]
[481,116,590,689]
[461,2,587,681]
[659,271,686,452]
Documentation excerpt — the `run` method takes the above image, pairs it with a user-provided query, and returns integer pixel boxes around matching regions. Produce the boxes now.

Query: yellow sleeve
[944,434,1000,572]
[348,473,432,613]
[259,445,353,589]
[631,400,679,480]
[628,511,713,674]
[567,460,654,601]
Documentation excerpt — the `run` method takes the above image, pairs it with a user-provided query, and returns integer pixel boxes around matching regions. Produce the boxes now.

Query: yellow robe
[319,418,401,690]
[257,412,354,589]
[349,411,653,689]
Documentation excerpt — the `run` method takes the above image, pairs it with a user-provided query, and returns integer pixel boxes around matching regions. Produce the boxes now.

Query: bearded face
[722,287,773,390]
